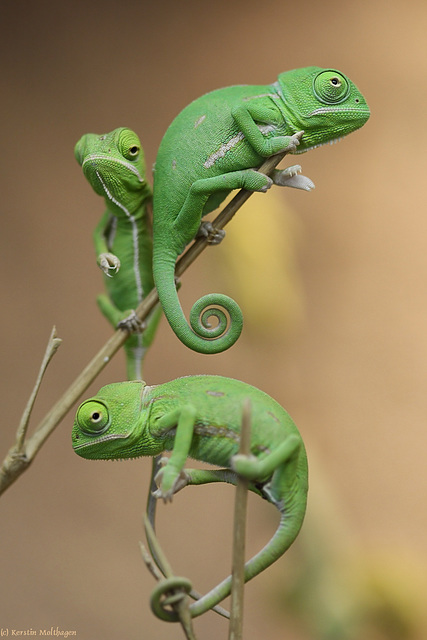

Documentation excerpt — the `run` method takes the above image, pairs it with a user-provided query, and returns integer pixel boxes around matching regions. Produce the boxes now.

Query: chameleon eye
[313,70,349,104]
[119,129,141,160]
[128,145,140,158]
[76,400,110,436]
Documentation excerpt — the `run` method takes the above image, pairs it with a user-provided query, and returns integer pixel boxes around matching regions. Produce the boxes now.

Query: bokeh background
[1,1,426,638]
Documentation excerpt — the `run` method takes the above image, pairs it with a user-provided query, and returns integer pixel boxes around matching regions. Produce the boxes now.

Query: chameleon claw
[97,252,121,276]
[272,164,315,191]
[117,310,146,333]
[283,174,315,191]
[259,175,273,192]
[196,221,226,245]
[283,130,304,154]
[154,459,190,502]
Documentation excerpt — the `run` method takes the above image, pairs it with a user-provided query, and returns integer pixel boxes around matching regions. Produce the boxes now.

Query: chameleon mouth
[73,432,126,451]
[293,136,344,154]
[82,153,144,183]
[307,106,370,117]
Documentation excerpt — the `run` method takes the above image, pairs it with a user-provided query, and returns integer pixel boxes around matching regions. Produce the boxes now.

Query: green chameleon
[72,374,308,617]
[75,127,161,380]
[152,66,370,354]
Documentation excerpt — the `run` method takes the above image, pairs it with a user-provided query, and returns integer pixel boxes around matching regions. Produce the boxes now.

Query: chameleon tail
[188,504,305,617]
[153,253,243,354]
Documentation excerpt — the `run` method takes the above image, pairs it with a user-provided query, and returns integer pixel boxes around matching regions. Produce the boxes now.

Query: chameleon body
[152,66,370,354]
[72,375,308,617]
[75,128,161,380]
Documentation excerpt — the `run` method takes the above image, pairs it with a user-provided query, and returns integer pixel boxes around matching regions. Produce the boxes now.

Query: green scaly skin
[72,375,308,618]
[75,128,161,380]
[152,66,370,354]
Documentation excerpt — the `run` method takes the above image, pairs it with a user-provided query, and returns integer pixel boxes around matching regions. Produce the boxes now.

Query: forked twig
[0,327,62,492]
[0,148,292,496]
[144,457,231,620]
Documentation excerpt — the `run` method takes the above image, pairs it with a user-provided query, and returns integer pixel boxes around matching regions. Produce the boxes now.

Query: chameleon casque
[72,375,308,617]
[152,66,370,354]
[74,127,161,380]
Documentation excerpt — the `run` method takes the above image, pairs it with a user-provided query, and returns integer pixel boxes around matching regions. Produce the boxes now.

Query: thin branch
[143,514,197,640]
[144,457,231,619]
[0,148,291,496]
[16,326,62,451]
[0,327,62,493]
[228,399,251,640]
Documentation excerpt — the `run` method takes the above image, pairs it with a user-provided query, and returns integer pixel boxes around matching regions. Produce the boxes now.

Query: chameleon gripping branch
[0,147,294,497]
[75,127,162,381]
[72,375,309,618]
[152,66,370,354]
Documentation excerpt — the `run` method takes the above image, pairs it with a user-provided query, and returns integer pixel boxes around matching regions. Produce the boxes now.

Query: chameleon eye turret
[118,128,141,160]
[76,400,110,436]
[313,70,350,104]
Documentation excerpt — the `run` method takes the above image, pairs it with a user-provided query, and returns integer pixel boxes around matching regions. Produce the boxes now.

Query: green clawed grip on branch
[151,66,370,354]
[72,375,309,616]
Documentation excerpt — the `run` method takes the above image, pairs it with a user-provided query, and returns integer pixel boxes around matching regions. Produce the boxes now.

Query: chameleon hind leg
[153,463,239,495]
[232,434,302,505]
[186,435,305,618]
[96,294,162,380]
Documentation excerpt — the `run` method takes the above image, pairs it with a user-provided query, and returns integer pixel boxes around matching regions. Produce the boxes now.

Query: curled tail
[153,253,243,354]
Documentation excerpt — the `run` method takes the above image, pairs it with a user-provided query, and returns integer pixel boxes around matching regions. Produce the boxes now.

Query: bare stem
[228,399,251,640]
[16,326,62,451]
[143,514,197,640]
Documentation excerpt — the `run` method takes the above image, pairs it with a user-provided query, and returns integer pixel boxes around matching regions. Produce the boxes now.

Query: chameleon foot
[153,457,190,502]
[231,453,262,480]
[97,252,121,277]
[284,130,304,154]
[196,221,226,245]
[272,165,315,191]
[117,310,146,333]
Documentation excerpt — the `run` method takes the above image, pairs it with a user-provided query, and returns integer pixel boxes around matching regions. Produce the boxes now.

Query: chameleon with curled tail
[152,66,370,354]
[75,127,161,380]
[72,374,308,618]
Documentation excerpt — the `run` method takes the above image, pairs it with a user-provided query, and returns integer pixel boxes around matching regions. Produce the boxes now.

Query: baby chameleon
[72,374,308,617]
[74,127,161,380]
[152,66,370,354]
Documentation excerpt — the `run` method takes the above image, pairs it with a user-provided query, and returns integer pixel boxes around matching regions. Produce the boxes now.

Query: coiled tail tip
[187,294,244,354]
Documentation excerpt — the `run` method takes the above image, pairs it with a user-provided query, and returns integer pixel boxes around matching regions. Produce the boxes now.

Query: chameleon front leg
[174,168,273,238]
[232,102,303,157]
[153,405,198,501]
[93,211,120,276]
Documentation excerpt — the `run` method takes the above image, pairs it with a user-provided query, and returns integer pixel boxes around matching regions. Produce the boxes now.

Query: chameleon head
[72,381,148,460]
[74,127,147,209]
[276,66,370,152]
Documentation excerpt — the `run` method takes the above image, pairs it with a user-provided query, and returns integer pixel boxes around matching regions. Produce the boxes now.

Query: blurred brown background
[1,0,426,638]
